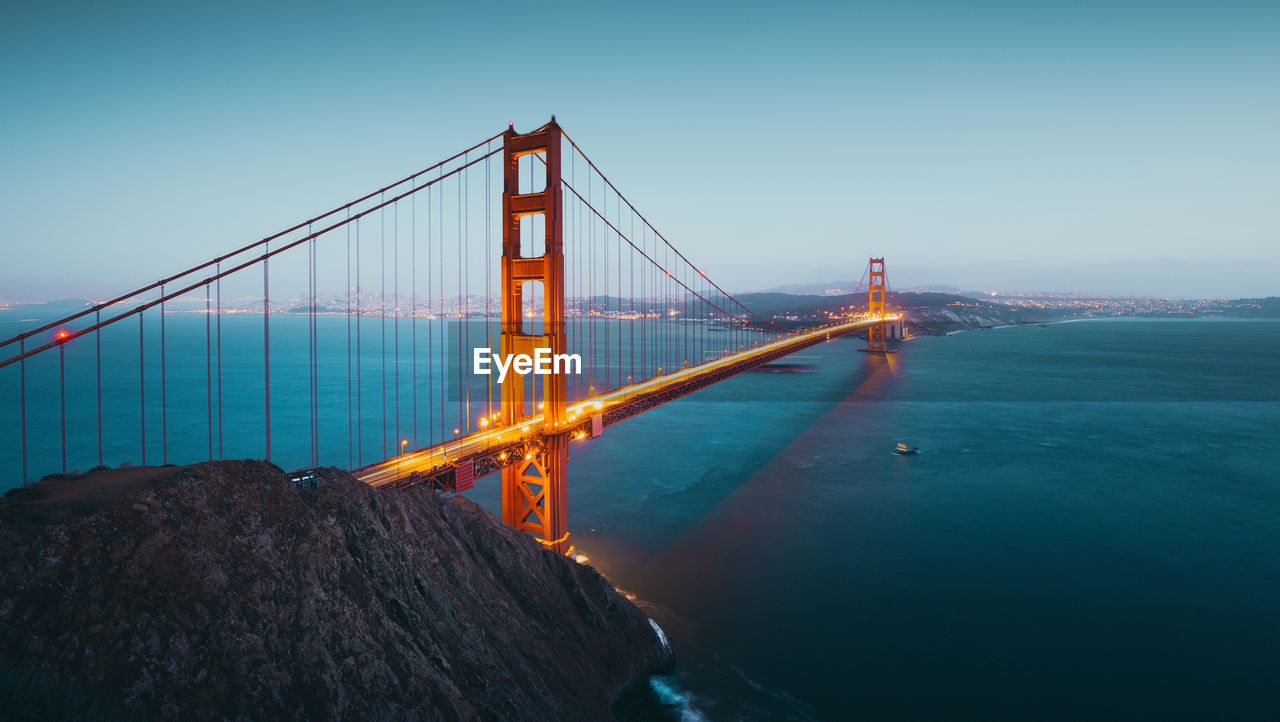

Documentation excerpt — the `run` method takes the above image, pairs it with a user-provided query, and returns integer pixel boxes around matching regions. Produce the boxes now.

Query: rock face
[900,305,1043,335]
[0,461,671,720]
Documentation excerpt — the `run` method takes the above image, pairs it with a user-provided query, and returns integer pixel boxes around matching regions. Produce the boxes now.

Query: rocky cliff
[900,304,1043,335]
[0,461,671,721]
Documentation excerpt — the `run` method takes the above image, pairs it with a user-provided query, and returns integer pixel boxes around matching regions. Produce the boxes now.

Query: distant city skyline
[0,258,1275,304]
[2,1,1277,300]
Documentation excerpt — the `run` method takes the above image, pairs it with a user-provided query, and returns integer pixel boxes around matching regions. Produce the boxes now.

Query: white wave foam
[648,618,672,653]
[647,674,708,722]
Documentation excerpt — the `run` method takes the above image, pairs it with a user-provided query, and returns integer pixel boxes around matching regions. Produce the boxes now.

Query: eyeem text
[473,348,582,383]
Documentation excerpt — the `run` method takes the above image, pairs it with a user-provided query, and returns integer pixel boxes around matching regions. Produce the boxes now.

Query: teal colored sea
[3,315,1278,719]
[472,318,1280,720]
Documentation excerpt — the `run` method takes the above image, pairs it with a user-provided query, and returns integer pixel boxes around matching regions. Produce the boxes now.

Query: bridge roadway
[354,314,899,491]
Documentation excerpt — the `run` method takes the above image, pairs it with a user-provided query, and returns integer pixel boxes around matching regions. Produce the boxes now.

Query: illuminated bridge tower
[858,257,898,353]
[500,119,571,555]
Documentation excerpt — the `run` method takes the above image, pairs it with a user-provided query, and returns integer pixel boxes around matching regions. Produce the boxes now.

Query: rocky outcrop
[0,461,671,720]
[901,305,1045,336]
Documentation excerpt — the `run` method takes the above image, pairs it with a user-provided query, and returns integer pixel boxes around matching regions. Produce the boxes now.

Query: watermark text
[473,348,582,382]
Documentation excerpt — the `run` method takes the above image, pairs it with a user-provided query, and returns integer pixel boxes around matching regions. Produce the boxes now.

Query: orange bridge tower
[858,257,898,353]
[500,120,571,555]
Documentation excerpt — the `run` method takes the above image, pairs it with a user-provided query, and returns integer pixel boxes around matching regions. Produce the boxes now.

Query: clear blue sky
[2,0,1276,299]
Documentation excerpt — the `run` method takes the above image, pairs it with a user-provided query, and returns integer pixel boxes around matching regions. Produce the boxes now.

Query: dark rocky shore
[0,461,672,720]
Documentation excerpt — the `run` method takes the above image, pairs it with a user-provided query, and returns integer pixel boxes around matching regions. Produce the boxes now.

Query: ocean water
[4,315,1279,719]
[467,318,1280,720]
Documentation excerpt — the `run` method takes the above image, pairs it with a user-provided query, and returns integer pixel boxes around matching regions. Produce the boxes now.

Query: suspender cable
[427,185,433,445]
[457,158,464,433]
[310,223,317,467]
[206,286,212,460]
[438,170,445,439]
[568,185,575,398]
[589,170,595,396]
[59,339,66,474]
[380,195,387,459]
[356,221,363,467]
[19,340,26,485]
[629,210,634,384]
[412,179,418,449]
[570,188,576,396]
[577,170,584,399]
[307,227,313,466]
[97,310,103,466]
[347,210,353,468]
[617,196,622,386]
[216,263,222,459]
[576,156,583,400]
[139,313,146,466]
[468,154,473,432]
[457,165,462,432]
[313,228,320,465]
[160,284,167,465]
[576,180,583,399]
[394,201,400,454]
[263,243,271,462]
[485,143,492,417]
[603,185,609,391]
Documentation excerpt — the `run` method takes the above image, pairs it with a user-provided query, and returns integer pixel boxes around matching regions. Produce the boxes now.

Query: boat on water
[894,442,919,456]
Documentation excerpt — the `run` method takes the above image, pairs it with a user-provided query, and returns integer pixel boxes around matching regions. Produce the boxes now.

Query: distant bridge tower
[858,257,898,353]
[500,119,570,555]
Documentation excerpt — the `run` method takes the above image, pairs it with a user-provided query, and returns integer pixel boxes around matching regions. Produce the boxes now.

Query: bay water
[4,314,1278,719]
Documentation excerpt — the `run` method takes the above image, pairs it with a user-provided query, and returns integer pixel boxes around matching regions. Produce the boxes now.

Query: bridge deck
[354,315,898,490]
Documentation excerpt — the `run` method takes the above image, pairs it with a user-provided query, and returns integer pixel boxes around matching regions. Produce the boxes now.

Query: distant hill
[1226,297,1280,318]
[752,281,984,296]
[734,290,1062,334]
[749,281,860,295]
[736,290,986,318]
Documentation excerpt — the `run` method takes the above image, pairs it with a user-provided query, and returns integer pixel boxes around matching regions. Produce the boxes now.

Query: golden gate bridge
[0,118,900,555]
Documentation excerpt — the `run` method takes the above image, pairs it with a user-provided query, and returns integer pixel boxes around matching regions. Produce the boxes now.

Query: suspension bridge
[0,118,901,554]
